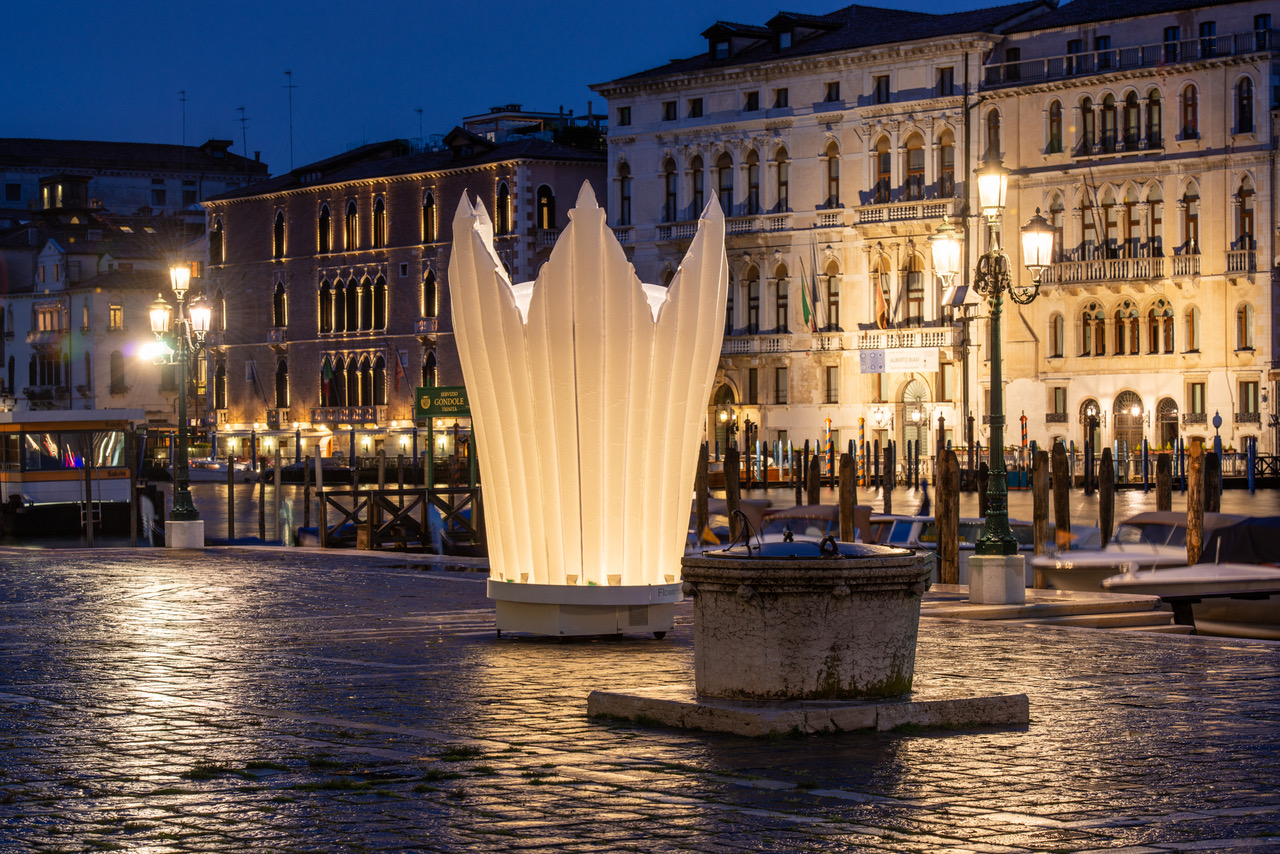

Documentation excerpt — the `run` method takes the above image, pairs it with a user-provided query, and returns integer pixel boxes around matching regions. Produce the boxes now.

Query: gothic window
[214,361,226,409]
[345,277,359,332]
[345,201,358,249]
[422,351,437,387]
[1147,90,1162,147]
[273,211,285,259]
[824,142,840,207]
[423,270,437,317]
[1237,78,1255,134]
[319,280,333,333]
[904,135,924,201]
[496,182,512,234]
[373,276,387,329]
[775,149,789,212]
[422,192,437,242]
[275,358,289,408]
[373,355,386,406]
[874,138,891,204]
[690,155,704,216]
[359,278,373,331]
[372,197,386,248]
[1181,85,1198,138]
[1048,101,1063,153]
[318,205,331,253]
[273,282,286,327]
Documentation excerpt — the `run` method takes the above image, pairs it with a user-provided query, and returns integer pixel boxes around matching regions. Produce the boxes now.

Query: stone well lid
[697,540,912,561]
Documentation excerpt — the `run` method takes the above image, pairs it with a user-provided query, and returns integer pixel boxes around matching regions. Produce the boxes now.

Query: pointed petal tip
[575,181,599,210]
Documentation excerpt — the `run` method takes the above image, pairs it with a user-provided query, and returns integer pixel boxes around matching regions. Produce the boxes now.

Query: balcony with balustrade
[854,323,960,350]
[983,29,1275,89]
[857,198,958,226]
[1043,246,1211,293]
[722,334,794,355]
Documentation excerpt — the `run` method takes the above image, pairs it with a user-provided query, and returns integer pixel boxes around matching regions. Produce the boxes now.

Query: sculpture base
[165,520,206,550]
[968,554,1027,605]
[487,580,682,637]
[588,685,1029,736]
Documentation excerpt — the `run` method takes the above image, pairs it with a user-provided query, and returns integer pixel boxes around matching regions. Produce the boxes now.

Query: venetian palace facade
[592,0,1277,459]
[200,130,604,461]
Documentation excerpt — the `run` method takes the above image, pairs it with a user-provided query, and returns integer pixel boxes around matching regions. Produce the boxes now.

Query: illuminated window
[345,201,358,249]
[423,270,438,318]
[938,132,955,197]
[359,277,373,331]
[373,355,386,406]
[272,282,286,327]
[874,138,891,204]
[824,141,840,207]
[536,185,555,230]
[318,205,331,253]
[108,304,123,332]
[372,197,386,248]
[422,193,437,242]
[275,358,289,408]
[825,264,841,330]
[373,276,387,329]
[319,280,333,333]
[904,135,924,201]
[496,182,512,234]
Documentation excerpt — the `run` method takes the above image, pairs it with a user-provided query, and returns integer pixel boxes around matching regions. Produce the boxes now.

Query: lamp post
[931,154,1055,557]
[149,265,211,540]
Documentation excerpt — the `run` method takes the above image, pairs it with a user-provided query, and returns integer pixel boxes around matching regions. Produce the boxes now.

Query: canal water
[9,480,1280,549]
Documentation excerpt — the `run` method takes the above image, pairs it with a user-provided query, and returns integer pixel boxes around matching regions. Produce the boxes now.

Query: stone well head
[681,543,933,701]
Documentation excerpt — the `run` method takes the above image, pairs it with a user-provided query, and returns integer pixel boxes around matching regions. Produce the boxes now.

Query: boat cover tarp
[1203,517,1280,565]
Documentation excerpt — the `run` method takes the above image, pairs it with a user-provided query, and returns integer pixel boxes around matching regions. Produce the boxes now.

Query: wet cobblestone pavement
[1,547,1279,853]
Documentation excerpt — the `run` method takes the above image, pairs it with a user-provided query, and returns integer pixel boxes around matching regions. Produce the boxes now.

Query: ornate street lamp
[150,264,211,543]
[930,154,1056,557]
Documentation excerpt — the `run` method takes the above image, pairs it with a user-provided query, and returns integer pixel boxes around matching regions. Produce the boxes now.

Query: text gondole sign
[415,386,471,419]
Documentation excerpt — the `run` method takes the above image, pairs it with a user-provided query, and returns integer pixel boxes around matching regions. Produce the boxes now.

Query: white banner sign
[882,348,941,373]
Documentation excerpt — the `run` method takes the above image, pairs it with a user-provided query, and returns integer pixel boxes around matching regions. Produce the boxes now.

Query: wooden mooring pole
[1187,442,1204,565]
[937,449,959,584]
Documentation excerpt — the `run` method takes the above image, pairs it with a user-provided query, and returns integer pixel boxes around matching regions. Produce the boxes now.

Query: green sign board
[415,386,470,419]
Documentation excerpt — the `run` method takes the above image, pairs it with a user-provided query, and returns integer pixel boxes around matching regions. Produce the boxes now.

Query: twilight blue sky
[3,0,964,175]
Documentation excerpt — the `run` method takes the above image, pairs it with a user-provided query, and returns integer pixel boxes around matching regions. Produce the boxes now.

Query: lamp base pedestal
[967,554,1026,604]
[488,580,681,637]
[165,520,206,550]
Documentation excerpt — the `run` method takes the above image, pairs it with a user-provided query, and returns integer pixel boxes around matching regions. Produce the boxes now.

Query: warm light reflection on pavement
[0,547,1277,852]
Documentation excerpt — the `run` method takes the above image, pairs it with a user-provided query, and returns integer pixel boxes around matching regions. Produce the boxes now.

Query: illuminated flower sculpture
[450,183,727,635]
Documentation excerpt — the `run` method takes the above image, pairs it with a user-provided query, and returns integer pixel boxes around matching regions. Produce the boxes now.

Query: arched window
[536,185,555,230]
[1163,307,1174,353]
[373,355,386,406]
[716,153,733,216]
[901,255,923,326]
[319,280,333,333]
[938,131,955,197]
[1181,85,1198,138]
[1123,92,1140,149]
[372,197,386,248]
[333,281,347,333]
[985,109,1000,157]
[273,211,285,259]
[1048,101,1063,153]
[1146,186,1164,256]
[745,151,760,215]
[359,357,373,406]
[359,277,373,331]
[331,356,347,406]
[774,149,789,212]
[214,361,227,409]
[904,135,924,201]
[690,155,704,216]
[422,193,437,242]
[211,219,224,265]
[825,261,842,331]
[774,264,789,332]
[423,270,437,318]
[1147,90,1162,147]
[318,205,331,253]
[1081,304,1104,356]
[422,351,437,387]
[346,358,359,407]
[824,142,840,207]
[874,138,891,204]
[272,282,286,328]
[662,160,678,223]
[275,358,289,408]
[345,277,359,332]
[1237,304,1255,350]
[373,276,387,329]
[1080,97,1095,154]
[1100,94,1117,153]
[1237,178,1255,249]
[320,358,335,406]
[1114,308,1128,355]
[109,350,125,394]
[345,201,358,249]
[1147,300,1175,354]
[744,268,760,334]
[1147,307,1160,354]
[1050,196,1065,262]
[1236,78,1254,134]
[496,182,512,234]
[1182,187,1200,253]
[1185,306,1201,352]
[1049,313,1064,357]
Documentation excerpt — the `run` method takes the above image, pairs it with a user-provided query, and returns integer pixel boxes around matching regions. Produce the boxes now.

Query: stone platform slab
[588,683,1029,736]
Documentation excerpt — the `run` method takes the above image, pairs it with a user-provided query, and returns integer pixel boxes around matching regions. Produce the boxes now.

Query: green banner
[415,386,470,419]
